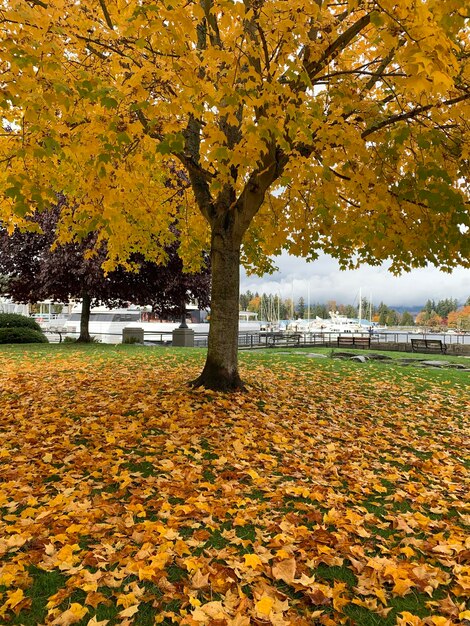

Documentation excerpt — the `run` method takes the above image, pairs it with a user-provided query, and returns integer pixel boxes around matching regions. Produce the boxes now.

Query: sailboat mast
[359,288,362,328]
[307,283,310,323]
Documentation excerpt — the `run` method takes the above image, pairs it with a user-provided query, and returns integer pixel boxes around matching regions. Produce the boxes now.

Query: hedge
[0,313,42,332]
[0,327,49,344]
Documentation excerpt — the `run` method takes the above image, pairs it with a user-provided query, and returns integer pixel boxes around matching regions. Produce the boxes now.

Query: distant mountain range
[390,305,424,315]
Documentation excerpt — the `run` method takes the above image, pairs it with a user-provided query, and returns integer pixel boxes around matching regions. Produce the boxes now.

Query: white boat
[64,306,149,343]
[287,312,369,335]
[327,311,366,334]
[64,305,261,343]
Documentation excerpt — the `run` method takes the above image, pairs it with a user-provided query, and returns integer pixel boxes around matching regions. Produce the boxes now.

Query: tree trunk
[191,224,243,391]
[77,292,92,343]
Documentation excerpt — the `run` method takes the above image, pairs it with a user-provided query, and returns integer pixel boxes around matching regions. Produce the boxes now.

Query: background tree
[400,311,415,327]
[385,309,400,327]
[247,295,261,315]
[1,0,469,388]
[297,297,305,319]
[415,310,444,329]
[0,205,211,341]
[447,306,470,330]
[239,291,254,312]
[423,300,435,315]
[284,298,294,320]
[377,303,389,326]
[311,303,329,320]
[434,298,459,320]
[342,304,358,319]
[358,297,375,321]
[260,293,270,321]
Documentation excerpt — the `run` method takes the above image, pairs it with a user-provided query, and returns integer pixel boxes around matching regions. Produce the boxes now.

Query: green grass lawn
[0,344,468,625]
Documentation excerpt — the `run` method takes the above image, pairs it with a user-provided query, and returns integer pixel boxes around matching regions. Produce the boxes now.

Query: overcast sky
[240,253,469,308]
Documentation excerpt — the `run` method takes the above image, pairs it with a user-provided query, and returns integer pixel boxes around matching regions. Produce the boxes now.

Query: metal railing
[45,328,469,349]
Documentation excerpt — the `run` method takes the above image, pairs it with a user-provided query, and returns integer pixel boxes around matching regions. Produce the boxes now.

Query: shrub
[0,327,49,344]
[0,313,42,332]
[123,336,142,344]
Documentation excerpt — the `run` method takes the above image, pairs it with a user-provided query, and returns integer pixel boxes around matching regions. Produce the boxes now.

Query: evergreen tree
[435,298,458,318]
[377,302,389,326]
[344,305,357,319]
[424,300,436,314]
[400,311,415,326]
[239,291,253,311]
[385,310,400,326]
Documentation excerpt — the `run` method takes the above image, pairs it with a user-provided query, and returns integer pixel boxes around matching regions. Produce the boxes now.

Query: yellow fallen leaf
[119,604,139,618]
[400,546,416,558]
[4,588,24,609]
[51,603,88,625]
[244,553,262,569]
[227,616,250,626]
[86,618,109,626]
[56,544,80,570]
[397,611,422,625]
[193,601,226,619]
[116,592,137,608]
[255,595,273,617]
[393,578,415,596]
[430,617,451,625]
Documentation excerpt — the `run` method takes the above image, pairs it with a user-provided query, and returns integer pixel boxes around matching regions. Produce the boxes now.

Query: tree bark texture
[191,223,244,391]
[77,292,92,343]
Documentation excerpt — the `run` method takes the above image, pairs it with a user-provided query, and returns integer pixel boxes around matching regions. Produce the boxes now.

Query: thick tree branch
[305,13,371,81]
[362,93,470,138]
[201,0,222,48]
[98,0,114,30]
[235,145,289,236]
[175,153,215,224]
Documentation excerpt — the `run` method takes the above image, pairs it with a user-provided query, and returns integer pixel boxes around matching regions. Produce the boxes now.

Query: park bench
[410,338,447,354]
[337,335,371,349]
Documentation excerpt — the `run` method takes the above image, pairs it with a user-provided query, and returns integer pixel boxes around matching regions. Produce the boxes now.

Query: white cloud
[240,253,469,307]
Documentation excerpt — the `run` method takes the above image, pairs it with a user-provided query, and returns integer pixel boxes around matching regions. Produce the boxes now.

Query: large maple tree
[0,0,469,388]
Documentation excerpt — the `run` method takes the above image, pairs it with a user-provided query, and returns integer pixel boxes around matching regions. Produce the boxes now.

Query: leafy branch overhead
[1,0,469,389]
[0,0,468,269]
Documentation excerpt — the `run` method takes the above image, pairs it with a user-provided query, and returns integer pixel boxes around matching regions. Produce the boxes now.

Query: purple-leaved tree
[0,202,211,342]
